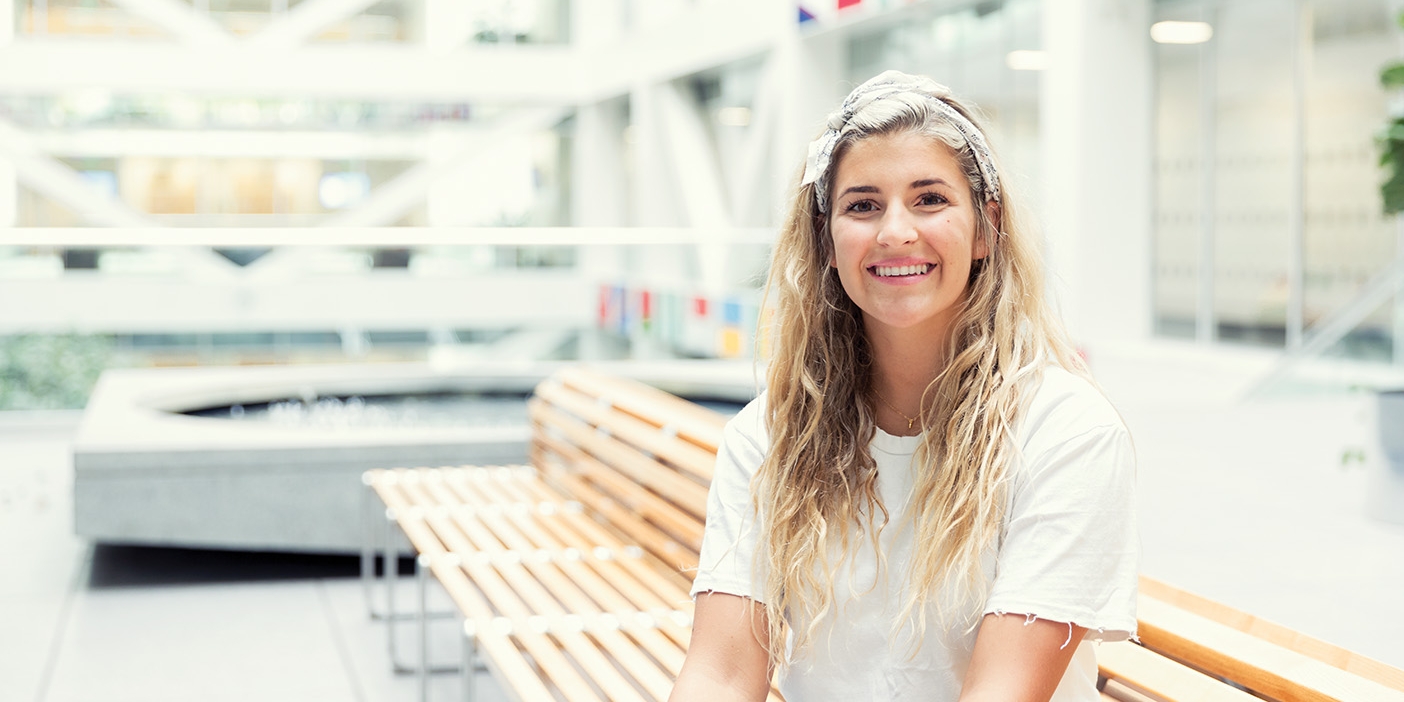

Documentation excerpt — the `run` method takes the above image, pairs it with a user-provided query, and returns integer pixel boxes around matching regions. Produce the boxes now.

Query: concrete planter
[1369,390,1404,526]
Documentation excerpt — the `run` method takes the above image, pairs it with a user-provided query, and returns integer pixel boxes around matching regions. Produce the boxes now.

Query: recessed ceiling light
[1005,50,1048,71]
[716,106,752,127]
[1151,20,1213,44]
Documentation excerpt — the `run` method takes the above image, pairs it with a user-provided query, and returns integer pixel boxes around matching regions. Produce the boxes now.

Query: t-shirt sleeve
[690,399,769,602]
[983,421,1139,642]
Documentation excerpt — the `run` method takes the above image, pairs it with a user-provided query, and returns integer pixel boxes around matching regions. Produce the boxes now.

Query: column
[1040,0,1154,345]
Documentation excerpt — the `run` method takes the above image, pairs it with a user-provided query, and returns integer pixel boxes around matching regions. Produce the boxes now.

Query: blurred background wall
[0,0,1398,402]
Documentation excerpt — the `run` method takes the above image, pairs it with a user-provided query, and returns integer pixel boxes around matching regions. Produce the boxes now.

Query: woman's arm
[958,613,1087,702]
[669,592,772,702]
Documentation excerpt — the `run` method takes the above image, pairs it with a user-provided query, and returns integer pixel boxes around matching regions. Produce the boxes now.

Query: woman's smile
[869,259,936,282]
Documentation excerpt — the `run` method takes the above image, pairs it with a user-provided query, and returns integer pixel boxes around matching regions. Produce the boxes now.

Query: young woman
[670,71,1139,701]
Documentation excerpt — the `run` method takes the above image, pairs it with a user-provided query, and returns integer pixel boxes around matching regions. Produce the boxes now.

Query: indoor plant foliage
[0,334,113,411]
[1380,11,1404,213]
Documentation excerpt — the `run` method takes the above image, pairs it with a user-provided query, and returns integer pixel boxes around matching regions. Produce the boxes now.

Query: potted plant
[1373,12,1404,526]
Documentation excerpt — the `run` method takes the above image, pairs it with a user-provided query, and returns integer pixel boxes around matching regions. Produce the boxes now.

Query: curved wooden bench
[1098,576,1404,702]
[365,367,779,702]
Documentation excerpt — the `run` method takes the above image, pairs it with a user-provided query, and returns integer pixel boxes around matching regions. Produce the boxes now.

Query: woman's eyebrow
[836,185,880,199]
[910,178,950,189]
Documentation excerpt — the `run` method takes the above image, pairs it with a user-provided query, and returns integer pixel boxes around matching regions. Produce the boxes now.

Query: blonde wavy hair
[754,76,1087,665]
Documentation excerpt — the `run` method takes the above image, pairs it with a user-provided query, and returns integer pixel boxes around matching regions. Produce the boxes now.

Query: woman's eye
[845,200,877,214]
[917,192,947,207]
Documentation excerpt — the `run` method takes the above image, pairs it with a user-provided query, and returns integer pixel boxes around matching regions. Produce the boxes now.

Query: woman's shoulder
[721,391,770,452]
[1017,364,1127,446]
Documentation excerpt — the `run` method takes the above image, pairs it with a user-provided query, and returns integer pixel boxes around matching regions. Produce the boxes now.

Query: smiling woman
[670,71,1139,702]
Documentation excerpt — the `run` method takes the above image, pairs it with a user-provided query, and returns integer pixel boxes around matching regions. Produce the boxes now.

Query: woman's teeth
[872,264,932,277]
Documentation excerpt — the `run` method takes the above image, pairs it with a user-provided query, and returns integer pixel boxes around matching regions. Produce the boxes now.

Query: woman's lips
[869,263,934,278]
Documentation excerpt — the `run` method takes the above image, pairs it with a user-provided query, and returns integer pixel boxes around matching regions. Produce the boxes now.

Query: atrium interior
[3,0,1404,699]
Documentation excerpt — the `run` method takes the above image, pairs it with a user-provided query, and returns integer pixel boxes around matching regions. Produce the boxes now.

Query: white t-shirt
[691,366,1139,701]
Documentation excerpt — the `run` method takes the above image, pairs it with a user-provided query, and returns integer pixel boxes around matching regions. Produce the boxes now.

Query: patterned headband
[801,71,1002,214]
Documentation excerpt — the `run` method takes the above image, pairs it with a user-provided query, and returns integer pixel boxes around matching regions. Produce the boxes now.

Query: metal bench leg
[386,507,403,666]
[461,620,478,702]
[419,553,430,702]
[361,475,379,619]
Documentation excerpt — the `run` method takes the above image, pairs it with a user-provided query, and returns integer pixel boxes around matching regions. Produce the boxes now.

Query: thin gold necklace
[872,390,919,431]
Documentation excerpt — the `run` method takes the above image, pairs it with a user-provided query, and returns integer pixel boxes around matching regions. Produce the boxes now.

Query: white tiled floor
[5,343,1404,701]
[3,419,507,702]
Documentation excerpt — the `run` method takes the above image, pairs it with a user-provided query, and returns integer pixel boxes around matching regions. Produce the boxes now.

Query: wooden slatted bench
[364,366,1404,702]
[1098,576,1404,702]
[363,366,781,702]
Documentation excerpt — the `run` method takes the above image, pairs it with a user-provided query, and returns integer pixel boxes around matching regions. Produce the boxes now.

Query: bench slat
[408,468,693,701]
[1137,596,1404,702]
[387,477,633,702]
[415,504,649,702]
[374,475,597,702]
[531,399,710,517]
[557,367,728,454]
[533,433,706,556]
[1098,640,1260,702]
[536,381,717,482]
[1140,577,1404,694]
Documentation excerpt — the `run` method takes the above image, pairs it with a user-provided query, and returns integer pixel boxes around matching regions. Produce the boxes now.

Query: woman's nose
[875,207,919,246]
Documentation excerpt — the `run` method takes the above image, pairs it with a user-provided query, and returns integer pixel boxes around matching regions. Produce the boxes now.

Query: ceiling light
[716,106,752,127]
[1005,50,1048,71]
[1151,21,1213,44]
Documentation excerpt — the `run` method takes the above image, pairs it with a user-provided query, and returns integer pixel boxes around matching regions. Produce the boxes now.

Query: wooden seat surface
[1095,579,1404,702]
[366,367,753,701]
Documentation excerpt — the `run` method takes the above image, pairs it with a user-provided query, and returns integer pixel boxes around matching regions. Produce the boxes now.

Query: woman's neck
[866,324,948,436]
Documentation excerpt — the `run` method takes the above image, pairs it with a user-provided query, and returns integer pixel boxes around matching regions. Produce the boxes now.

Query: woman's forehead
[832,132,966,188]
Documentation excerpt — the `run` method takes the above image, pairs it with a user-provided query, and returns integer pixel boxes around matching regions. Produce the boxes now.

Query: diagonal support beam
[247,0,381,50]
[318,108,568,229]
[0,118,156,228]
[0,117,239,278]
[656,83,731,228]
[730,52,779,227]
[656,82,733,292]
[1248,252,1404,397]
[106,0,234,46]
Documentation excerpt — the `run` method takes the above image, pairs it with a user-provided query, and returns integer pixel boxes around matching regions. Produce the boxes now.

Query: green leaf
[1384,168,1404,215]
[1384,64,1404,88]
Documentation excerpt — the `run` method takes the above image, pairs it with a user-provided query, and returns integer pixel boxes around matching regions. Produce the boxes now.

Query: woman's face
[828,130,989,341]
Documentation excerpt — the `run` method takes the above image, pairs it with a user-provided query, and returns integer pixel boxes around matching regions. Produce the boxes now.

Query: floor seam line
[319,578,369,702]
[34,542,93,702]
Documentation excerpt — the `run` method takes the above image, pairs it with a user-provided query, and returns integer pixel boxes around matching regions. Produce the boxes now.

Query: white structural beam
[0,271,593,334]
[424,0,475,54]
[0,0,13,46]
[318,108,566,229]
[628,84,681,226]
[0,227,776,247]
[0,39,582,102]
[0,118,242,279]
[656,82,733,292]
[583,0,780,102]
[247,0,381,50]
[106,0,235,46]
[1040,0,1153,344]
[0,118,157,228]
[656,83,731,228]
[0,152,14,227]
[30,129,434,160]
[730,53,780,227]
[0,1,783,102]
